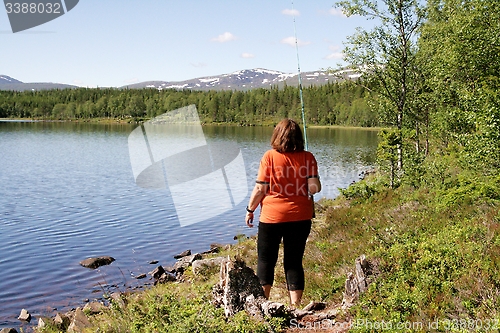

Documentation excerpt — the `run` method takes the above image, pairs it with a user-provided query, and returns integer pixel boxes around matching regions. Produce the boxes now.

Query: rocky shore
[2,222,375,333]
[2,242,230,333]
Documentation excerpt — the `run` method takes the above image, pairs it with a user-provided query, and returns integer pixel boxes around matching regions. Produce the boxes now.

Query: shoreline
[0,117,384,130]
[4,240,239,332]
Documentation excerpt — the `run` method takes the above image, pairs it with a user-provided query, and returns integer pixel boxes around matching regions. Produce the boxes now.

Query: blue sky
[0,1,374,88]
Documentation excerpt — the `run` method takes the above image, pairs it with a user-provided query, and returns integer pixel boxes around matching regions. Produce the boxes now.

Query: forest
[0,80,376,127]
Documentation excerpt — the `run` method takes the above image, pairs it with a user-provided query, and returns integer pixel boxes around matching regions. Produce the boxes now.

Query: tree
[419,0,500,173]
[334,0,425,180]
[377,129,401,188]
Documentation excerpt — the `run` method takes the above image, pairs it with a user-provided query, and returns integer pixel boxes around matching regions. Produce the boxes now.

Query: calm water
[0,121,378,329]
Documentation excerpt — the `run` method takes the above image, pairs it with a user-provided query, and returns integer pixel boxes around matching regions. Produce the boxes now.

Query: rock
[149,260,159,264]
[212,258,266,317]
[135,273,147,279]
[174,249,191,259]
[83,301,105,314]
[148,265,166,279]
[155,272,177,285]
[210,243,224,250]
[54,312,71,330]
[192,256,229,275]
[17,308,31,322]
[201,243,224,255]
[67,307,91,333]
[110,292,126,308]
[164,265,175,273]
[79,256,115,269]
[172,253,202,272]
[37,316,54,329]
[0,328,18,333]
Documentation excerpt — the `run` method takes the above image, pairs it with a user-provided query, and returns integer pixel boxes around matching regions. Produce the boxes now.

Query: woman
[245,118,321,307]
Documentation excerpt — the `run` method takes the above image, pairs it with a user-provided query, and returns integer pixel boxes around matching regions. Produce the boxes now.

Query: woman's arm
[245,182,268,227]
[308,177,321,195]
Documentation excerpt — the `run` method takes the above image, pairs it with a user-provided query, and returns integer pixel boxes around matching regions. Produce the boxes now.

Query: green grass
[37,160,500,333]
[317,170,500,332]
[79,269,282,333]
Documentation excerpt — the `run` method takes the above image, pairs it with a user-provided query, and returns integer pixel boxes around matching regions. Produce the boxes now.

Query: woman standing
[245,118,321,307]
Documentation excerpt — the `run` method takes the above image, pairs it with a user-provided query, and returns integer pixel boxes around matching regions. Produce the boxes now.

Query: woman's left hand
[245,212,254,228]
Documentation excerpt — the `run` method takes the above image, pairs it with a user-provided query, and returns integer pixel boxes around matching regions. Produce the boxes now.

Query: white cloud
[329,8,346,17]
[211,32,237,43]
[281,36,310,47]
[325,52,344,60]
[282,8,299,16]
[241,53,255,59]
[325,45,344,60]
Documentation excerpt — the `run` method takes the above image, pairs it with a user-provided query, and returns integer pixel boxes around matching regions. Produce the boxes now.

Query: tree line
[0,81,377,127]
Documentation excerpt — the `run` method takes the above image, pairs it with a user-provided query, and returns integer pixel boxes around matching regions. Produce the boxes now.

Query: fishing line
[292,1,315,216]
[291,0,308,151]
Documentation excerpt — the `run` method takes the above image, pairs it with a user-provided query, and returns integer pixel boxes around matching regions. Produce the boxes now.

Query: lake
[0,120,378,329]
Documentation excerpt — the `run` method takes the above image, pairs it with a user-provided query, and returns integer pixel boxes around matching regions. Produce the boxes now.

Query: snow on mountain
[124,68,353,91]
[0,68,361,92]
[0,75,23,85]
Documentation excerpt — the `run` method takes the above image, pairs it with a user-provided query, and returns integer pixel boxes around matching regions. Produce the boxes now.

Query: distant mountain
[0,75,78,91]
[0,75,23,85]
[122,68,362,91]
[0,68,362,92]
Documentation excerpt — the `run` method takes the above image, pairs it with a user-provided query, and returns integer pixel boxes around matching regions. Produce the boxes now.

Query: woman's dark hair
[270,118,304,152]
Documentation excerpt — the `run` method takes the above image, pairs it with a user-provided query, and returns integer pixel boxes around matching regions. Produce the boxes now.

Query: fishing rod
[292,1,315,217]
[291,0,308,151]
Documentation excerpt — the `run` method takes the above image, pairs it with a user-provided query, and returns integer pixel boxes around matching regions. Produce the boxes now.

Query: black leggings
[257,220,312,291]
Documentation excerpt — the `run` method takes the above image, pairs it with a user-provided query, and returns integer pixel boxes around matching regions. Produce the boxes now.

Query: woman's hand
[308,177,321,195]
[245,183,267,228]
[245,211,254,228]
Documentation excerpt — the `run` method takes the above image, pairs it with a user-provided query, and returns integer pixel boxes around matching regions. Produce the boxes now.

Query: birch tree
[334,0,425,179]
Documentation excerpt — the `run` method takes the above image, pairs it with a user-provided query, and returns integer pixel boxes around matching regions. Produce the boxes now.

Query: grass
[37,163,500,332]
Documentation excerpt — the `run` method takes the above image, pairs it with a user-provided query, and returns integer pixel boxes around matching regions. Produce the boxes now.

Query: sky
[0,1,375,88]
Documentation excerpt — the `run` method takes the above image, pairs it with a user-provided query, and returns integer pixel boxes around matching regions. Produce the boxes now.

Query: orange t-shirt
[256,149,319,223]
